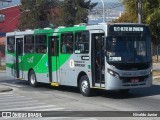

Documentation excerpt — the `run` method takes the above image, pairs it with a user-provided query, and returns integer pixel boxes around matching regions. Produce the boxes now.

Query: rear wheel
[79,75,92,97]
[29,70,38,87]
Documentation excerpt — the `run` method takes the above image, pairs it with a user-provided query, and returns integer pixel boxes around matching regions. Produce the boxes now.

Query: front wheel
[79,75,92,97]
[28,70,38,87]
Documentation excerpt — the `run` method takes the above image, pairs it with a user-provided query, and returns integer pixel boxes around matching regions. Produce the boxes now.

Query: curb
[0,88,13,92]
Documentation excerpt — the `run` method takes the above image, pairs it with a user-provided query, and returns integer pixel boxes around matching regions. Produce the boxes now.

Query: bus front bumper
[105,73,152,90]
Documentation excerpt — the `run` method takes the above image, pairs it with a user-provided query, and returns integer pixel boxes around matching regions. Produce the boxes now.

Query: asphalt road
[0,72,160,120]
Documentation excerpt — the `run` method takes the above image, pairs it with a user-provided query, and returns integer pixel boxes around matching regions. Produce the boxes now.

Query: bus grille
[120,75,148,83]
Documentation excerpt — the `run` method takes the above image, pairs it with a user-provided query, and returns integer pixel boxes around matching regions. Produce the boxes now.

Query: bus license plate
[131,78,139,83]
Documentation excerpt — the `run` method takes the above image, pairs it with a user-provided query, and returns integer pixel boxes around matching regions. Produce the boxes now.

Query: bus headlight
[108,69,119,79]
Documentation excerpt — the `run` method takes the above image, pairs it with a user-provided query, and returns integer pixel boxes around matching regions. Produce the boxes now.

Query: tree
[115,0,160,44]
[18,0,58,30]
[145,0,160,44]
[18,0,97,29]
[48,0,97,27]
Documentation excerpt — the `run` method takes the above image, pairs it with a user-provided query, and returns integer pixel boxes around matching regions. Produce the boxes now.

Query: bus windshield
[106,34,151,63]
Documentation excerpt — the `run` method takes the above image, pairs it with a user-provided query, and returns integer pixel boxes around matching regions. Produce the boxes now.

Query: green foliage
[18,0,97,29]
[52,0,97,27]
[18,0,58,30]
[0,65,6,71]
[116,0,160,44]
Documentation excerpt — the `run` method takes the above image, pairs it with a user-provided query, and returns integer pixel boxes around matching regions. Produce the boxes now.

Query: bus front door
[15,37,24,79]
[48,36,59,84]
[92,33,105,87]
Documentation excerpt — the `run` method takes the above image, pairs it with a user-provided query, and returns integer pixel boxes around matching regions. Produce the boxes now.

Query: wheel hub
[30,74,35,85]
[81,80,88,93]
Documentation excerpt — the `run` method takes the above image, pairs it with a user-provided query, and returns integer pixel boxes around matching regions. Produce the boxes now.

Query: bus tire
[79,75,92,97]
[29,70,38,87]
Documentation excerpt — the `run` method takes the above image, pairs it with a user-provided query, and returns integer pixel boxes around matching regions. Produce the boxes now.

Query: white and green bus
[6,23,152,96]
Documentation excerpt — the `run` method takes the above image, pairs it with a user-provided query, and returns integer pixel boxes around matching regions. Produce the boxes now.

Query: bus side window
[24,35,34,54]
[75,31,89,54]
[7,37,15,53]
[61,33,73,54]
[35,35,47,54]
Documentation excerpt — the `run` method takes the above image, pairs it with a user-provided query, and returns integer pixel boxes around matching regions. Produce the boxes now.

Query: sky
[92,0,120,2]
[0,0,121,9]
[0,0,20,9]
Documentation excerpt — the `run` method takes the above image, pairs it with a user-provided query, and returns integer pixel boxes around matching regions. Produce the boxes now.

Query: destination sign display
[108,25,149,34]
[114,27,144,32]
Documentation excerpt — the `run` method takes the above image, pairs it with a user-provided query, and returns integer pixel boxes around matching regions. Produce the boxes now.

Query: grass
[152,56,160,62]
[153,70,160,76]
[154,78,160,82]
[0,65,6,71]
[153,70,160,82]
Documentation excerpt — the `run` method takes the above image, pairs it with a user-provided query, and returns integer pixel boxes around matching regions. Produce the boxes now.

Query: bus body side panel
[6,33,16,78]
[59,54,91,86]
[57,26,90,87]
[29,54,49,83]
[32,29,54,83]
[6,53,16,78]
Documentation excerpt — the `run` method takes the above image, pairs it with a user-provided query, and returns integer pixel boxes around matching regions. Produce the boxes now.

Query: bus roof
[6,29,34,36]
[6,23,149,36]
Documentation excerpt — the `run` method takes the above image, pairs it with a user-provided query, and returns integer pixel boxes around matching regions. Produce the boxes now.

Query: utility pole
[100,0,105,23]
[138,0,142,24]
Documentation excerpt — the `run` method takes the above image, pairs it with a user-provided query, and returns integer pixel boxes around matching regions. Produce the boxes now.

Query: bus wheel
[79,75,92,97]
[29,70,38,87]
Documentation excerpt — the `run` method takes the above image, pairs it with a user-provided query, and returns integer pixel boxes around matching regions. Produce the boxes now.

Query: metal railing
[152,44,160,63]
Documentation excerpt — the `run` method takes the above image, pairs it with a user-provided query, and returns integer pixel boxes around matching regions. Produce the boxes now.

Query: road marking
[0,92,16,96]
[0,93,69,117]
[0,100,40,105]
[30,107,65,111]
[2,105,57,111]
[1,102,46,109]
[0,97,33,102]
[0,83,27,88]
[0,95,26,99]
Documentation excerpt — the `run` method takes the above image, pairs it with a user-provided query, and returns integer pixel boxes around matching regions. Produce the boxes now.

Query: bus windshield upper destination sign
[108,25,149,35]
[114,27,144,32]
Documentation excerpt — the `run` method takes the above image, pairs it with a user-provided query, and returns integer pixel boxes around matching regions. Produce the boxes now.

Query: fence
[152,43,160,63]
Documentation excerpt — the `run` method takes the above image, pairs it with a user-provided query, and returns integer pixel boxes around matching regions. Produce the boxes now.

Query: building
[0,5,20,59]
[0,5,20,35]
